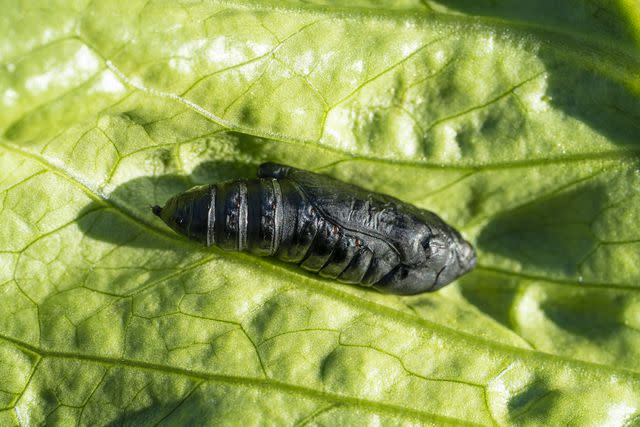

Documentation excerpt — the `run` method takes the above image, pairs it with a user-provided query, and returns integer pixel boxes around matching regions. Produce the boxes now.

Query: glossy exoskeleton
[152,163,476,295]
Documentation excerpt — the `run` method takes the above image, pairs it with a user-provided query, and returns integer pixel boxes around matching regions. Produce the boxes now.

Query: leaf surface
[1,0,640,425]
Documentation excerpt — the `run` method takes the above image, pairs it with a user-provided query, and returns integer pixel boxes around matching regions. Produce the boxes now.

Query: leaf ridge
[4,142,640,378]
[0,334,481,426]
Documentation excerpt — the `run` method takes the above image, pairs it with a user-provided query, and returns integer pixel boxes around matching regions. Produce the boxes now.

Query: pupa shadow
[76,160,472,296]
[77,160,259,249]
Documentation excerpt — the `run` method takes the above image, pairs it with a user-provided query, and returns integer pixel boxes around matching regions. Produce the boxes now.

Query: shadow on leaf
[541,56,640,151]
[77,160,259,248]
[430,0,639,55]
[539,291,629,340]
[103,388,209,427]
[476,183,608,275]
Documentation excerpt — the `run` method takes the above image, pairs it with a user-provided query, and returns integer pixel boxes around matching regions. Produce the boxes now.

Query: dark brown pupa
[153,163,476,295]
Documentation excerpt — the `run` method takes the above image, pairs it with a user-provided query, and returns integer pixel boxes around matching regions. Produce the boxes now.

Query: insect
[152,163,476,295]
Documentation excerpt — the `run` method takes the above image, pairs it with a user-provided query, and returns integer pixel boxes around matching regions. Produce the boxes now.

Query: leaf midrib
[102,57,640,169]
[3,141,640,382]
[6,26,639,169]
[0,334,481,426]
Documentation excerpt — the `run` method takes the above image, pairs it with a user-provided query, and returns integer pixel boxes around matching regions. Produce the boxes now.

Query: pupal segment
[153,163,476,295]
[153,185,213,245]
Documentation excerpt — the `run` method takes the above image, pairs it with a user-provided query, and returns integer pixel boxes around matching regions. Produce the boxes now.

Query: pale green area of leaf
[1,0,640,425]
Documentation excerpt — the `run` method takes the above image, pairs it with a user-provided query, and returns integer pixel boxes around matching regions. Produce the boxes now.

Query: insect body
[153,163,476,295]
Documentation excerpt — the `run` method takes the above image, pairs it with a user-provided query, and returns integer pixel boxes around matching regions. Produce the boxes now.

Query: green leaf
[1,0,640,425]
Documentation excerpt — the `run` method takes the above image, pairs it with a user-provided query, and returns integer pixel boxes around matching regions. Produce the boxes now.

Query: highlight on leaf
[1,0,639,425]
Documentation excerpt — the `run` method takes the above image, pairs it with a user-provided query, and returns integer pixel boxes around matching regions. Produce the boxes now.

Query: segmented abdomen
[155,162,476,294]
[211,178,281,255]
[209,178,396,287]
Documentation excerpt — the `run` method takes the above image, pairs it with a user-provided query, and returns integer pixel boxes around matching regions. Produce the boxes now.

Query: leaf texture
[1,0,640,425]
